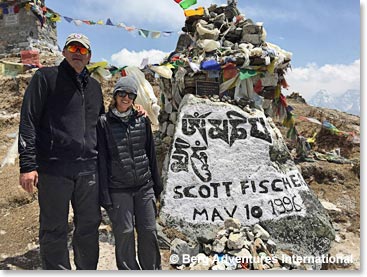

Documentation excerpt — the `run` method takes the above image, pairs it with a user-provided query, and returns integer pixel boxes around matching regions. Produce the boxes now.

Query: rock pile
[169,218,313,270]
[158,0,292,139]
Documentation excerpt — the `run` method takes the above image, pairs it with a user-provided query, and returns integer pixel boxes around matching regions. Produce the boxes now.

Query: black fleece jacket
[18,59,104,173]
[97,109,163,209]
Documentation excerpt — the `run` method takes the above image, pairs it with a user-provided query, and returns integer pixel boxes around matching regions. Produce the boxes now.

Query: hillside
[0,55,360,270]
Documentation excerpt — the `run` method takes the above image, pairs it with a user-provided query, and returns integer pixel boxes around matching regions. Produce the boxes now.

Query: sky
[44,0,361,100]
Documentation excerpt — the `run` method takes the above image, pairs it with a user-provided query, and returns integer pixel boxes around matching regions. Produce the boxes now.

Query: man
[18,33,103,270]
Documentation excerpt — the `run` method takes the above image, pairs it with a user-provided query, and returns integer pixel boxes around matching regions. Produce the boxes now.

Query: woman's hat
[113,76,138,96]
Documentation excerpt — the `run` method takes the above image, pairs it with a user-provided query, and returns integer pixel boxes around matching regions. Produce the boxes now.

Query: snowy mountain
[308,89,360,116]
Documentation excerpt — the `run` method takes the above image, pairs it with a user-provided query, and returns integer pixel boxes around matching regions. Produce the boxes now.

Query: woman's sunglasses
[116,91,137,100]
[67,45,89,55]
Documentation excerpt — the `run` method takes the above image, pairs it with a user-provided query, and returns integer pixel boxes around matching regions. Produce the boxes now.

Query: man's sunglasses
[116,91,137,100]
[67,45,89,55]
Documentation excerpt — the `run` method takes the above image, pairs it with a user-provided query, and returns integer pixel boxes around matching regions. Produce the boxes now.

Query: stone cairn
[157,0,293,142]
[154,2,308,270]
[169,218,306,270]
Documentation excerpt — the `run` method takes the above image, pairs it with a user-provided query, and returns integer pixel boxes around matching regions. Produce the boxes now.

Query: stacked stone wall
[0,0,57,56]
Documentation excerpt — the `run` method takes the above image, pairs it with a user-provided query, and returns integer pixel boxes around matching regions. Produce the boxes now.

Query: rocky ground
[0,55,360,270]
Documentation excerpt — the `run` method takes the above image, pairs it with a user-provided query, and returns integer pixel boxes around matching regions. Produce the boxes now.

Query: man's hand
[19,171,38,193]
[134,104,147,117]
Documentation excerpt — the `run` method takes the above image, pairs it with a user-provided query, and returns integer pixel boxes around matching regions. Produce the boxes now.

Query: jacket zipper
[81,86,86,158]
[127,124,137,186]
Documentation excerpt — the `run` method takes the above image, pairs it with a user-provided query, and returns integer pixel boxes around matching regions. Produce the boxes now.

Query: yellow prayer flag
[184,6,204,17]
[50,14,61,22]
[274,84,281,99]
[307,132,318,144]
[266,58,276,74]
[86,61,108,72]
[162,63,175,69]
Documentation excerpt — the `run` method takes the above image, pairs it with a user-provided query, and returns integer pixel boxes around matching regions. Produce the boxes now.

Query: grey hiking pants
[37,170,101,270]
[107,186,161,270]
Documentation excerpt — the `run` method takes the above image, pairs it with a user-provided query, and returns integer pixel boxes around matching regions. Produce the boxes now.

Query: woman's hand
[134,104,148,117]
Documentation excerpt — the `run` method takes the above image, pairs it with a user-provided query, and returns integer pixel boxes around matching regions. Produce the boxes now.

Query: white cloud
[284,60,360,100]
[110,48,169,67]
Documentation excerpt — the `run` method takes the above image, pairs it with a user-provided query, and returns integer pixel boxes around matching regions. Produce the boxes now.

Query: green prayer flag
[239,69,257,80]
[171,60,185,68]
[179,0,197,9]
[138,29,150,38]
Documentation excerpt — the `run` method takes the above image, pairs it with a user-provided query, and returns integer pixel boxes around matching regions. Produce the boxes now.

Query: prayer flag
[179,0,197,10]
[184,6,204,17]
[116,22,127,28]
[140,58,149,68]
[73,19,83,26]
[138,29,150,38]
[239,69,257,80]
[162,31,173,37]
[125,26,136,32]
[63,16,73,23]
[50,13,61,22]
[106,18,114,26]
[151,31,161,39]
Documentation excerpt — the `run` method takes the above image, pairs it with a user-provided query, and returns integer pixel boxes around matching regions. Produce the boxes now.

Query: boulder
[160,94,335,258]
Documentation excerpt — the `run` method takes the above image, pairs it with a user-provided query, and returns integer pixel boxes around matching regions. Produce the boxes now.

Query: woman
[97,75,162,270]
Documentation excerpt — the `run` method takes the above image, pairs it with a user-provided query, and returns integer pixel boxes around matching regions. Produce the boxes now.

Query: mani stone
[160,94,335,259]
